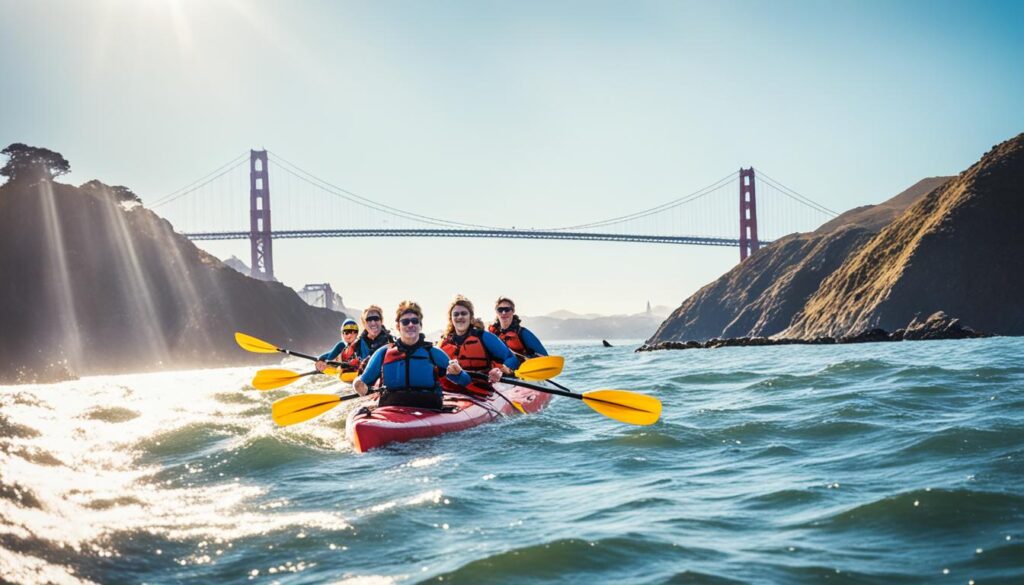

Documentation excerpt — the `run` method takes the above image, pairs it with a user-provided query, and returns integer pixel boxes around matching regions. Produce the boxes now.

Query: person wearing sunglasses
[353,301,469,409]
[316,305,395,373]
[438,295,519,396]
[313,318,360,372]
[488,296,548,360]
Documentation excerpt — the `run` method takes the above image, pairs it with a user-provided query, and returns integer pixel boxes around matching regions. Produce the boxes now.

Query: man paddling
[488,296,548,360]
[353,301,469,410]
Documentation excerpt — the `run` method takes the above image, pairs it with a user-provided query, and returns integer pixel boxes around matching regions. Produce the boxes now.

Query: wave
[134,421,250,461]
[895,426,1020,459]
[818,358,894,376]
[423,536,728,585]
[81,406,140,423]
[805,488,1024,533]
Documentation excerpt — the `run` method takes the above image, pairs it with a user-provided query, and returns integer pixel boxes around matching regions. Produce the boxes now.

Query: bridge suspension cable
[266,151,501,230]
[549,171,738,231]
[150,152,250,209]
[752,168,839,217]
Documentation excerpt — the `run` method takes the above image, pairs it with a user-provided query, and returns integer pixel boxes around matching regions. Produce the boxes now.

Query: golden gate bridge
[152,150,837,281]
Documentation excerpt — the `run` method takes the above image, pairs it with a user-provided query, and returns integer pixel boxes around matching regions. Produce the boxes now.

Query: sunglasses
[400,317,421,326]
[451,310,470,318]
[365,315,382,322]
[343,330,358,335]
[496,307,514,314]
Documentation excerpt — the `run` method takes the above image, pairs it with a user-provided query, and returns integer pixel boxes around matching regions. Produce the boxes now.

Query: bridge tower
[300,283,336,311]
[249,150,274,280]
[739,167,760,261]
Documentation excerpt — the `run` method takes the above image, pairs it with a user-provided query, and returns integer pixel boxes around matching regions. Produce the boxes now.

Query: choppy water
[1,337,1022,584]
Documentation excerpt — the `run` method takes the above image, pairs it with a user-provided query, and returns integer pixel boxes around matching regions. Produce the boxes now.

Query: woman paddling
[439,295,518,396]
[353,301,469,409]
[316,305,394,373]
[488,296,548,360]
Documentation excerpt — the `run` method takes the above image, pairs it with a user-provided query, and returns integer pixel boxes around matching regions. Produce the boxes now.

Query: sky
[2,0,1023,322]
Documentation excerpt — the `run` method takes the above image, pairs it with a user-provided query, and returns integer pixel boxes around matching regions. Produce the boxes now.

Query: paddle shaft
[469,372,656,415]
[273,347,348,368]
[546,379,575,394]
[468,371,579,400]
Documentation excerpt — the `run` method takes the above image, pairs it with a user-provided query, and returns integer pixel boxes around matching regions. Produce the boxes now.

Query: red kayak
[346,382,553,452]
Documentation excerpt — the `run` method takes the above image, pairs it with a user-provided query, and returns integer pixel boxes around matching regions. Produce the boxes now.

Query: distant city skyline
[2,0,1023,317]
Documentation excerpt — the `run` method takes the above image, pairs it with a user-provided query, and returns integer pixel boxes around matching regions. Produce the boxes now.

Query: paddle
[468,372,661,426]
[510,355,564,381]
[252,368,357,391]
[508,352,573,392]
[271,392,371,426]
[461,356,563,414]
[235,331,358,367]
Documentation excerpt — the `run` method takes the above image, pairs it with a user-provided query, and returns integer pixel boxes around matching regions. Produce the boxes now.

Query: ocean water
[1,337,1022,584]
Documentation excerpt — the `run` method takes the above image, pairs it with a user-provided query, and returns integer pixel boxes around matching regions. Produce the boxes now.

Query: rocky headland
[642,132,1024,351]
[0,167,346,384]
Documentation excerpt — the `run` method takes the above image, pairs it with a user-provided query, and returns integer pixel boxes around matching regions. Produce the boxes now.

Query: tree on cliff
[1,143,71,184]
[80,179,142,204]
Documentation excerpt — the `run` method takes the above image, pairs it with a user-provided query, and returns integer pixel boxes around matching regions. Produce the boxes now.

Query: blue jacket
[360,338,470,391]
[317,340,346,361]
[482,330,521,370]
[517,326,548,357]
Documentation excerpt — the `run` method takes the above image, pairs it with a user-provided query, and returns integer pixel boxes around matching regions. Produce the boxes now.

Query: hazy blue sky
[2,0,1022,323]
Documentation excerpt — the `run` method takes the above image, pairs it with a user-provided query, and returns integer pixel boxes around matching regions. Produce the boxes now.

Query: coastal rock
[784,133,1024,339]
[838,328,892,344]
[899,311,987,341]
[635,316,987,352]
[0,178,345,383]
[647,177,950,345]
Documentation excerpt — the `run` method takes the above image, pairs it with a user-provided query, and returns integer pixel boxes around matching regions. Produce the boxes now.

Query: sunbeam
[37,181,84,374]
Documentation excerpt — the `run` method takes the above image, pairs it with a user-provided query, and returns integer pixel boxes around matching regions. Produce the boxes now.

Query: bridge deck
[182,228,752,247]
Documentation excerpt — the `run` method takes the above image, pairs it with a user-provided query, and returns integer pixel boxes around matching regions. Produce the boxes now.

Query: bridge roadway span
[182,228,750,247]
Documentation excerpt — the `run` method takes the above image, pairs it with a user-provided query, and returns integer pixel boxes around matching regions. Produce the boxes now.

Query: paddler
[315,305,394,373]
[353,301,469,409]
[314,318,360,371]
[438,295,517,396]
[488,296,548,359]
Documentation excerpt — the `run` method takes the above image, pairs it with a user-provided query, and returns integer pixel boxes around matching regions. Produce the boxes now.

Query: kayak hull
[345,382,553,452]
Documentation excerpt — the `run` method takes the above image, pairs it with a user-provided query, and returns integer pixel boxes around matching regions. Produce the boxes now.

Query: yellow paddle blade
[252,368,303,390]
[515,356,564,381]
[337,370,357,383]
[271,393,342,426]
[235,332,279,354]
[511,401,526,414]
[581,390,662,426]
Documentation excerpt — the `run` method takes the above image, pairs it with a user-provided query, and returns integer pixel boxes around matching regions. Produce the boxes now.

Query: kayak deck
[345,382,553,452]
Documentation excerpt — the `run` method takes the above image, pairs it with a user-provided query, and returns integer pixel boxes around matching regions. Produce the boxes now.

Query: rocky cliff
[0,179,345,383]
[647,176,951,344]
[783,134,1024,338]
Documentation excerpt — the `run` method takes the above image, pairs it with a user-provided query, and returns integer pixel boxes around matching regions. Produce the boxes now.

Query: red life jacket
[439,327,494,396]
[489,322,526,356]
[381,338,441,392]
[341,343,360,369]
